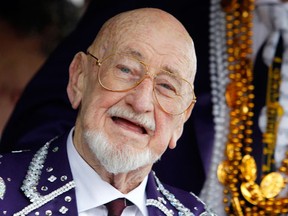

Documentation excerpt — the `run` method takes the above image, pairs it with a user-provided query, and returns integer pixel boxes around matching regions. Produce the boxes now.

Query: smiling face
[67,8,197,174]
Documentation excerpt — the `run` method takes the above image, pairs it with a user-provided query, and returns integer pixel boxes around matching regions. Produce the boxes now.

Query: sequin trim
[15,136,76,215]
[146,199,174,216]
[14,181,75,216]
[149,172,217,216]
[21,137,58,202]
[150,171,194,216]
[0,177,6,200]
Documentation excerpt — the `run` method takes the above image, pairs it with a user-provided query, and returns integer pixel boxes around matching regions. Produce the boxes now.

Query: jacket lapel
[146,172,180,216]
[16,133,78,215]
[145,172,211,216]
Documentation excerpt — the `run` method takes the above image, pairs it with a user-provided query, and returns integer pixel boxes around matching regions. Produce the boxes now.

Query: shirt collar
[67,128,148,215]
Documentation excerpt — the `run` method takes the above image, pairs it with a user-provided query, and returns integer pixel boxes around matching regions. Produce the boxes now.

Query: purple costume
[0,132,216,216]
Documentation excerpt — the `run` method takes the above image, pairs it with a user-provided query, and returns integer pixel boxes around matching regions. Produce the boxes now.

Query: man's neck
[97,165,152,194]
[73,128,152,194]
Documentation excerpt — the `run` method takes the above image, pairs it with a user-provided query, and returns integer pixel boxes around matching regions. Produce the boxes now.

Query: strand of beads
[206,0,288,215]
[216,0,256,215]
[200,0,229,215]
[218,1,288,214]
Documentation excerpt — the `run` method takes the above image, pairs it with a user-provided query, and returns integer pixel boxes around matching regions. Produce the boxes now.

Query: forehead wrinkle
[90,8,196,82]
[117,46,190,79]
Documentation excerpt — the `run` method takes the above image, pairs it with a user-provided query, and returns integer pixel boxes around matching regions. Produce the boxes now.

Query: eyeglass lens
[97,54,194,115]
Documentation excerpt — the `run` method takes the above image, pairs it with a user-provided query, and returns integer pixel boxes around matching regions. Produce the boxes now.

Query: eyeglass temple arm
[86,51,101,66]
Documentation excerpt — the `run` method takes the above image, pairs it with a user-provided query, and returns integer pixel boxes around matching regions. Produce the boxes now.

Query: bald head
[68,8,198,179]
[88,8,196,82]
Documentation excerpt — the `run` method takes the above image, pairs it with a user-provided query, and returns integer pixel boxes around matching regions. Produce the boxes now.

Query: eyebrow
[121,48,143,59]
[120,47,181,76]
[162,65,180,76]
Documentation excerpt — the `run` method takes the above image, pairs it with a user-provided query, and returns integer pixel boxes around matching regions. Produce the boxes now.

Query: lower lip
[112,117,146,135]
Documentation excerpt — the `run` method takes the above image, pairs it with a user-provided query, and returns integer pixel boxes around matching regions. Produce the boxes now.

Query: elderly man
[0,8,215,216]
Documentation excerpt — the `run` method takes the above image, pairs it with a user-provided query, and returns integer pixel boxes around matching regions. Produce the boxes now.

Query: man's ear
[67,52,87,109]
[168,104,195,149]
[168,124,184,149]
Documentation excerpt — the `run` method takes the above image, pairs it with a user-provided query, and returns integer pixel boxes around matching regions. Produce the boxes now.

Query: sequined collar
[14,136,215,216]
[14,137,76,216]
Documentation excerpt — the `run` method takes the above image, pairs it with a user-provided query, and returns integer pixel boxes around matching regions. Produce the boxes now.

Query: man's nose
[125,78,155,113]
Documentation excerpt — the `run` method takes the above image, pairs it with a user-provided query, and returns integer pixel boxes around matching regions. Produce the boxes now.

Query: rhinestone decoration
[41,186,48,192]
[190,192,217,216]
[14,181,75,216]
[46,167,53,173]
[0,177,6,200]
[60,176,68,182]
[151,172,194,216]
[21,138,56,202]
[146,199,174,216]
[13,136,76,216]
[64,196,72,202]
[59,206,68,214]
[45,210,52,216]
[158,197,167,205]
[52,147,59,153]
[150,172,217,216]
[48,175,57,183]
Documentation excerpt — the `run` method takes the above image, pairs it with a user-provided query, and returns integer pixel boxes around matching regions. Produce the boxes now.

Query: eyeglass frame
[86,51,197,115]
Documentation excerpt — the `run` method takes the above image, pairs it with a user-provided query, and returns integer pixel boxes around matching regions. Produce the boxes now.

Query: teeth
[112,116,147,134]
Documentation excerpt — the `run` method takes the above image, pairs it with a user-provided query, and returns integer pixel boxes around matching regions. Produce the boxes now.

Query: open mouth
[111,116,148,134]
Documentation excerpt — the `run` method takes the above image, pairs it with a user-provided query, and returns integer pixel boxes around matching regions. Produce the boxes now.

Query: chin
[83,130,160,174]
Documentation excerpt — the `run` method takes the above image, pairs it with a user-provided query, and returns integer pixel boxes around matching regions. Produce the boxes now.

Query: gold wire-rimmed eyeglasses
[86,51,196,115]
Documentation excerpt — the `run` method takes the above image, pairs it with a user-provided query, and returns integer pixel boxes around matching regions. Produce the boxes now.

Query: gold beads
[218,0,288,214]
[218,0,258,214]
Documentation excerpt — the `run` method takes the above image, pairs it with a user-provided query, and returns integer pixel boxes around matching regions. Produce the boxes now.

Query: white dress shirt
[66,129,148,216]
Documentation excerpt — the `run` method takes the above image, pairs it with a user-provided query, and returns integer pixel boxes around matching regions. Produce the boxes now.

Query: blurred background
[0,0,88,133]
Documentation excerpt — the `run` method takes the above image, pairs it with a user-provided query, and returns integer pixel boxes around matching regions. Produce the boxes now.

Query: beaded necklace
[217,0,256,215]
[209,0,288,215]
[199,0,229,214]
